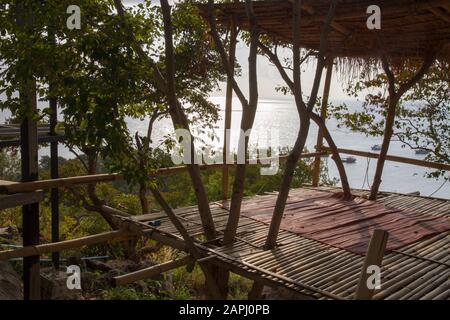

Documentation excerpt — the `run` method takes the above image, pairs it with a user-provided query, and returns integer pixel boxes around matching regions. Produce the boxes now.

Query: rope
[429,178,448,197]
[361,157,372,189]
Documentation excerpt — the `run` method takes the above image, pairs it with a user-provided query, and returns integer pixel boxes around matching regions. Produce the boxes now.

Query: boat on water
[342,156,357,164]
[415,149,430,155]
[371,144,382,151]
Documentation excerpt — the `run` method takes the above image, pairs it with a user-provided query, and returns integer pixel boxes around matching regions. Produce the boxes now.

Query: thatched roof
[198,0,450,60]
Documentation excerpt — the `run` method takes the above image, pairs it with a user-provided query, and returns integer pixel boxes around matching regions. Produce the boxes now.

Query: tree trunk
[150,187,222,299]
[369,98,398,200]
[265,119,310,248]
[311,113,351,198]
[264,0,339,249]
[369,54,435,200]
[86,153,119,229]
[139,184,149,215]
[223,0,259,245]
[160,0,217,240]
[222,20,238,202]
[114,0,217,241]
[312,60,332,187]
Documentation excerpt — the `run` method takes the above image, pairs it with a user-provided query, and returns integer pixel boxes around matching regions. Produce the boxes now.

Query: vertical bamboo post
[16,1,41,300]
[354,229,389,300]
[21,89,40,300]
[222,18,237,201]
[47,27,60,269]
[50,96,59,269]
[248,281,264,300]
[312,58,333,187]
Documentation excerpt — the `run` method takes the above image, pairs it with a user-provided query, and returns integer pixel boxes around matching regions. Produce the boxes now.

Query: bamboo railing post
[48,26,60,269]
[248,281,265,300]
[312,58,333,187]
[354,229,389,300]
[222,18,238,202]
[16,2,41,300]
[50,94,59,269]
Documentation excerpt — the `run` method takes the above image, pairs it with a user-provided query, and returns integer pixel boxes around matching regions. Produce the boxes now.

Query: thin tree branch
[207,0,249,108]
[306,0,339,111]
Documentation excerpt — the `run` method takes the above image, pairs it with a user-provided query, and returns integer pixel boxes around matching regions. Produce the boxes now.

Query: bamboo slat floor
[124,187,450,300]
[239,189,450,254]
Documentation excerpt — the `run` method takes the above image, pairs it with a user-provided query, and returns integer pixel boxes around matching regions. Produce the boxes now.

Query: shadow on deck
[119,187,450,300]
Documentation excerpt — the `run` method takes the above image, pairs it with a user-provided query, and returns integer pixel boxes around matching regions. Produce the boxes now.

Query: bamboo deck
[123,187,450,300]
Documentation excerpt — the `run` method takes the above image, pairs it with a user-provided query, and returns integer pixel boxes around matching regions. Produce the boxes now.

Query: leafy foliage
[330,60,449,180]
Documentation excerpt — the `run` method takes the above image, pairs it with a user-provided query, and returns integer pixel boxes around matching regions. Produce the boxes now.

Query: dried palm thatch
[197,0,450,61]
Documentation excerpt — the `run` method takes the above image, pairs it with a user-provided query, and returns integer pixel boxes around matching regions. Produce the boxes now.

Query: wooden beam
[0,191,43,210]
[330,148,450,172]
[330,21,350,36]
[49,94,60,269]
[0,125,52,137]
[354,229,389,300]
[204,254,344,300]
[0,180,18,188]
[113,256,193,286]
[18,18,41,299]
[287,0,349,36]
[0,152,324,194]
[0,134,66,148]
[0,230,134,261]
[0,172,122,194]
[208,256,313,300]
[290,0,450,21]
[428,7,450,23]
[248,281,265,299]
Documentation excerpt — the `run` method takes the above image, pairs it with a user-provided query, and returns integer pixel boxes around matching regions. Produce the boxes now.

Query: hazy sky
[122,0,355,101]
[215,41,353,100]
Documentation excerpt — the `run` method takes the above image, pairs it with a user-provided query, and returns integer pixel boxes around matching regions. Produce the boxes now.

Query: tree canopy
[331,60,449,180]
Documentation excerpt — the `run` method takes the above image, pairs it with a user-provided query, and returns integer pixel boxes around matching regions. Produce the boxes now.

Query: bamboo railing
[0,152,325,194]
[0,148,448,196]
[328,148,450,171]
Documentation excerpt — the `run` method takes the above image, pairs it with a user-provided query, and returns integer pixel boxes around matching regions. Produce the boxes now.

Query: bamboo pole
[0,230,132,261]
[16,1,40,299]
[312,59,333,187]
[0,153,324,194]
[113,256,193,286]
[354,229,389,300]
[0,191,43,210]
[330,148,450,172]
[248,282,265,299]
[49,93,59,269]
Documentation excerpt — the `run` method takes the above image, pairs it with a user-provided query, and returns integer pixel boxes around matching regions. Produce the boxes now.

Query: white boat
[371,144,382,151]
[415,149,430,155]
[342,156,357,164]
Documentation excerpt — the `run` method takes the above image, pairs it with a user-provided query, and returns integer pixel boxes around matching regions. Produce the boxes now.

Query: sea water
[1,97,449,199]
